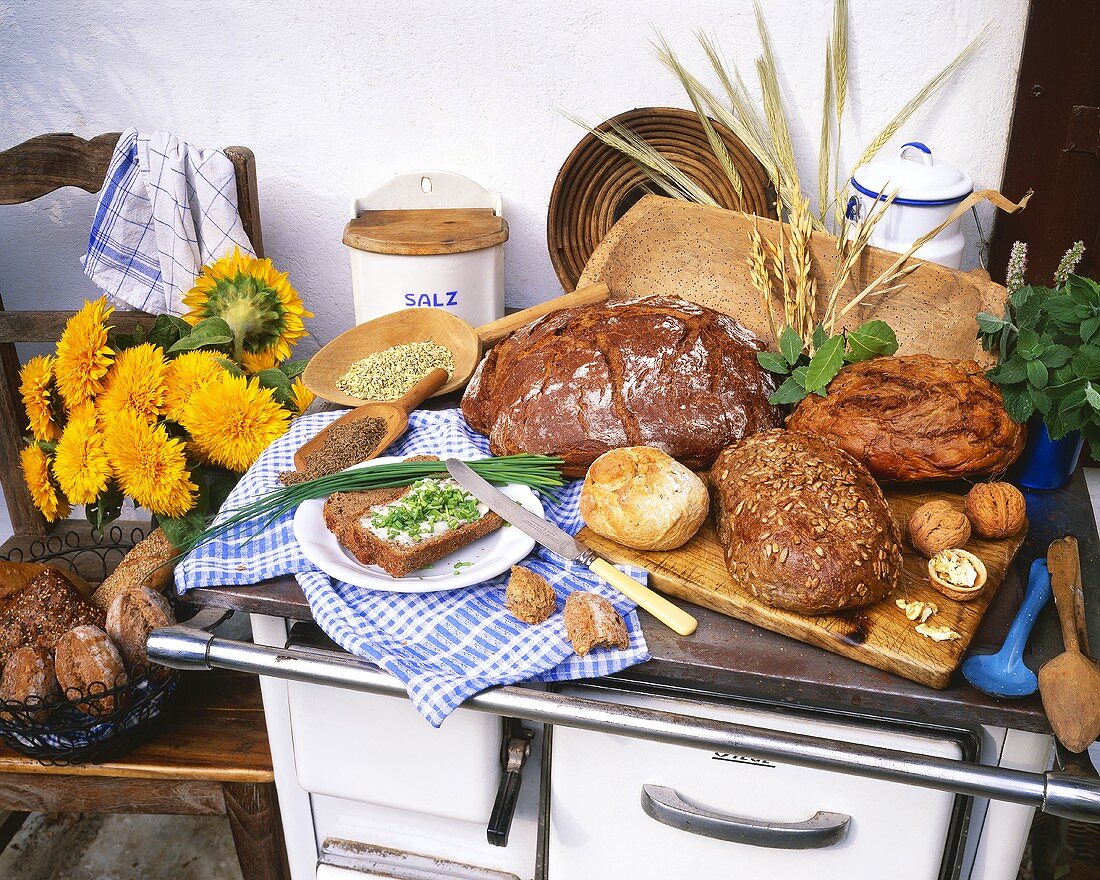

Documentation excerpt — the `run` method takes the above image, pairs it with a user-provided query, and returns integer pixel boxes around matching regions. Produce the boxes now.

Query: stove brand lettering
[711,752,776,768]
[404,291,459,308]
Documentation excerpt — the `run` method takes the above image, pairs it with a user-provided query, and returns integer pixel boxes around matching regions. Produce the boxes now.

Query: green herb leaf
[1087,382,1100,412]
[812,323,829,351]
[1016,329,1042,361]
[976,312,1008,334]
[768,375,810,405]
[1026,358,1049,389]
[1072,345,1100,381]
[1044,294,1081,324]
[845,320,899,363]
[990,355,1027,385]
[1040,344,1073,369]
[803,335,846,393]
[1082,316,1100,343]
[779,326,804,366]
[1000,384,1035,423]
[757,351,790,374]
[168,317,234,353]
[1031,388,1052,414]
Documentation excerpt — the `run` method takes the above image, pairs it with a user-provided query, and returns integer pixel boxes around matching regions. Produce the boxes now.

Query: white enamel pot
[849,142,974,268]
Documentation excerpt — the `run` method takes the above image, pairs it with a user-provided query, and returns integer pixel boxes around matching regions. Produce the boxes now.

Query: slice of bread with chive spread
[322,456,505,578]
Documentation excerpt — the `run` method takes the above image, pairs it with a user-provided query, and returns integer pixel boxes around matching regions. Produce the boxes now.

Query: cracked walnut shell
[965,482,1027,539]
[908,500,972,558]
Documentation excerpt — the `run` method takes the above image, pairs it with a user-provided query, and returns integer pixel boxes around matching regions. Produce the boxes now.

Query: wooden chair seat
[0,132,287,879]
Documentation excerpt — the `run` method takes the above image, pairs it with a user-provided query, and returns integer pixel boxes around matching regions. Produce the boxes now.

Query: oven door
[548,684,975,880]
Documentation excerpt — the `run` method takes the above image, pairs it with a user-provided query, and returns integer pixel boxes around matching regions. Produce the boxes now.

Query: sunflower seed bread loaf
[461,295,782,475]
[787,355,1025,482]
[711,430,903,615]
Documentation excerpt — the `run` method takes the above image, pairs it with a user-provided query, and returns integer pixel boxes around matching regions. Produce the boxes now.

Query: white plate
[292,455,542,592]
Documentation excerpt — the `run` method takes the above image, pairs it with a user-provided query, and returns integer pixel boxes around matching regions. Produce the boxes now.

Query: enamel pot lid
[851,142,973,206]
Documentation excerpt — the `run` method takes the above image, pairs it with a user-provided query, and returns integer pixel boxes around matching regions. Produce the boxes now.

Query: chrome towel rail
[147,617,1100,824]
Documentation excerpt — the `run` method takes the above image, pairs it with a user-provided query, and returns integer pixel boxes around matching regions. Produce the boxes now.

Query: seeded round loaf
[54,625,128,717]
[105,586,176,672]
[461,295,781,475]
[787,355,1025,482]
[711,430,903,615]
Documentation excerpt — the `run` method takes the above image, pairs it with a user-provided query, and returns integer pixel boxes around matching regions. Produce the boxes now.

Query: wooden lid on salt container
[342,208,508,256]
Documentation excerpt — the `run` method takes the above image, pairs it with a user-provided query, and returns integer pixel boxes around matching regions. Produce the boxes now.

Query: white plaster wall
[0,0,1027,355]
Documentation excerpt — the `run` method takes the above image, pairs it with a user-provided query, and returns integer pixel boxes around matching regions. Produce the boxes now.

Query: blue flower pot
[1012,419,1084,490]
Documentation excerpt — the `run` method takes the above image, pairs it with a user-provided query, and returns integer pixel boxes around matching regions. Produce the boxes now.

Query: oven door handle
[146,624,1100,824]
[640,784,850,849]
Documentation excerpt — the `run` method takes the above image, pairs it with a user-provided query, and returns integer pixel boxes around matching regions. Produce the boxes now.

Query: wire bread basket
[0,522,181,764]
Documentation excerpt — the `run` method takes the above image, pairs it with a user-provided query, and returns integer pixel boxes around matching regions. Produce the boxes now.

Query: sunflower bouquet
[17,249,314,546]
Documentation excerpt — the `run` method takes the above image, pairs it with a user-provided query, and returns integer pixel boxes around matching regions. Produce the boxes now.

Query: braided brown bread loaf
[462,296,781,475]
[787,355,1025,482]
[712,430,904,615]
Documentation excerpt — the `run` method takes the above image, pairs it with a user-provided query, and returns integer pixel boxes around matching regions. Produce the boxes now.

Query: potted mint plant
[977,241,1094,489]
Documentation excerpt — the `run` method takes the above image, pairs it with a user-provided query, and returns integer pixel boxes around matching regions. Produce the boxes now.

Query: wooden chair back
[0,133,265,535]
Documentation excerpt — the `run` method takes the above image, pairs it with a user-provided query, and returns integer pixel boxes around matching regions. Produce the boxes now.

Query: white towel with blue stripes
[81,129,255,315]
[175,409,651,726]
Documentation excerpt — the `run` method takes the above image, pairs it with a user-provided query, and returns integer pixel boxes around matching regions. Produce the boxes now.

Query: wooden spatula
[293,368,448,472]
[1039,536,1100,753]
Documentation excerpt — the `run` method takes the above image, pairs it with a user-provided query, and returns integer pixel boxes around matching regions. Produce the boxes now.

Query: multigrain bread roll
[787,355,1025,482]
[711,430,903,615]
[54,625,128,717]
[92,528,178,610]
[563,592,630,655]
[580,446,709,550]
[105,587,176,671]
[505,567,556,624]
[0,646,60,721]
[462,295,781,475]
[0,569,105,666]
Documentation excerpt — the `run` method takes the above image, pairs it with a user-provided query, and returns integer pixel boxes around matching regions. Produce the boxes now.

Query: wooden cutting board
[581,486,1027,688]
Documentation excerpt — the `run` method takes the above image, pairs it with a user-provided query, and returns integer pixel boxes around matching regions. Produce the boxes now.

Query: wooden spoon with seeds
[1039,536,1100,753]
[293,368,448,472]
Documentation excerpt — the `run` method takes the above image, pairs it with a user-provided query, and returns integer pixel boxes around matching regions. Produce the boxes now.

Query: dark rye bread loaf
[322,457,504,578]
[787,355,1026,482]
[461,295,781,475]
[711,430,903,615]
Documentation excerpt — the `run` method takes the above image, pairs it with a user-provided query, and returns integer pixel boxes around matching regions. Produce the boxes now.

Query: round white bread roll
[579,446,709,550]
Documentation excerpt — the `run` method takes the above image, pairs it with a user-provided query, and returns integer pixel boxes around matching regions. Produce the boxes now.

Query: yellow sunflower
[19,355,61,442]
[181,372,290,472]
[289,377,314,415]
[54,297,114,407]
[240,348,278,375]
[183,248,311,363]
[52,402,112,505]
[96,343,168,426]
[163,350,226,422]
[20,444,70,522]
[104,410,197,517]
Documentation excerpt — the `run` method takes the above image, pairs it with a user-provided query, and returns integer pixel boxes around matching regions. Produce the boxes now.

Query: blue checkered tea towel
[82,129,255,315]
[175,409,650,725]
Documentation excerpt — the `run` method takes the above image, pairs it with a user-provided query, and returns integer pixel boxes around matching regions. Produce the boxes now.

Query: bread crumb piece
[564,591,629,656]
[506,566,556,624]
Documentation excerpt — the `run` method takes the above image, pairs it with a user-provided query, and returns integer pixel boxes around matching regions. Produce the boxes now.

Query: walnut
[965,482,1026,539]
[907,500,971,558]
[927,548,987,601]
